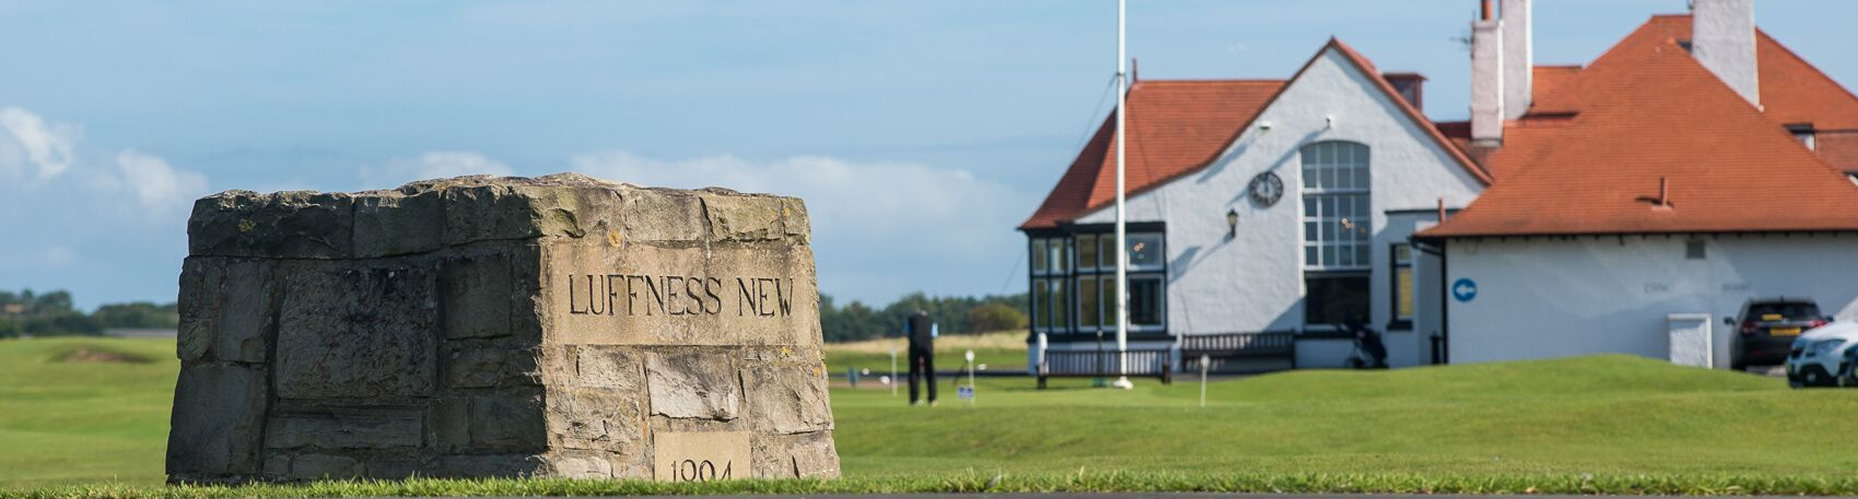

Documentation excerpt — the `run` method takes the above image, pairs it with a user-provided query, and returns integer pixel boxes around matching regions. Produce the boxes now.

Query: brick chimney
[1499,0,1532,119]
[1470,0,1504,145]
[1383,73,1427,109]
[1692,0,1760,108]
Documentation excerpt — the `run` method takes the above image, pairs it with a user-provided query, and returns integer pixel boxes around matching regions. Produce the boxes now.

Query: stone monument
[166,173,838,483]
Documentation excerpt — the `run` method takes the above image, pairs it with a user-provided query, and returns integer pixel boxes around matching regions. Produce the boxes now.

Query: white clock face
[1249,171,1284,207]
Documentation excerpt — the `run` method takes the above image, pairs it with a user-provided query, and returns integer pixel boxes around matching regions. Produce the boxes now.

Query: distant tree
[818,291,1029,342]
[92,302,181,329]
[0,320,19,339]
[968,303,1028,332]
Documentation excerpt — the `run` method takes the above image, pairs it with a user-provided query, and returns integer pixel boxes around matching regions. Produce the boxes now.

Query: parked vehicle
[1785,320,1858,388]
[1725,297,1832,371]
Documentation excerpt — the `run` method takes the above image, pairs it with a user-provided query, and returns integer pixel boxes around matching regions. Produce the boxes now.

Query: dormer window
[1786,123,1816,150]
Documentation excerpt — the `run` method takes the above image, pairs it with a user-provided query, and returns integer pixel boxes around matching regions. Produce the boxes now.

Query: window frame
[1299,141,1372,271]
[1305,271,1370,328]
[1388,243,1414,331]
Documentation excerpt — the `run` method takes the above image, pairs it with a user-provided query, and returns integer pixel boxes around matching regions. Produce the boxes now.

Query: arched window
[1300,141,1371,326]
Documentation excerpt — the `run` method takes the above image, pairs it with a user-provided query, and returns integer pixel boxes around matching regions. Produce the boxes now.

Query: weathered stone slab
[645,351,741,420]
[275,266,438,400]
[654,431,751,482]
[166,363,267,479]
[168,173,836,484]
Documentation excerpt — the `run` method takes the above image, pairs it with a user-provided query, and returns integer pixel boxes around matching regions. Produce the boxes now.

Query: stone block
[575,345,643,389]
[171,174,836,483]
[189,190,356,259]
[276,266,437,400]
[743,364,833,435]
[175,258,214,363]
[699,189,785,242]
[167,363,267,477]
[780,198,811,244]
[548,450,615,478]
[751,431,840,479]
[470,391,547,452]
[265,408,424,450]
[621,187,706,243]
[290,453,363,480]
[446,347,540,389]
[645,351,740,420]
[431,454,548,479]
[441,254,513,340]
[174,258,274,364]
[547,387,643,451]
[353,189,443,258]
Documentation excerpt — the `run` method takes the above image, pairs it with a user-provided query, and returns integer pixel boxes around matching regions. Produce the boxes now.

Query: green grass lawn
[6,337,1858,496]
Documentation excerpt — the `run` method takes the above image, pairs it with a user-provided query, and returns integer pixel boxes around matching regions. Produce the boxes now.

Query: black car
[1726,297,1831,371]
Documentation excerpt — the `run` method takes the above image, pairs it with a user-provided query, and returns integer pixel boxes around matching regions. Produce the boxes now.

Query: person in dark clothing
[905,310,937,406]
[1347,317,1388,369]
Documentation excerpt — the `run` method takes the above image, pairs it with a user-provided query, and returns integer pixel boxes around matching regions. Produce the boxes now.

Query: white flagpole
[1112,0,1133,390]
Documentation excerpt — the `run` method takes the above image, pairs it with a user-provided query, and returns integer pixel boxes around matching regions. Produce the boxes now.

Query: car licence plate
[1771,327,1802,336]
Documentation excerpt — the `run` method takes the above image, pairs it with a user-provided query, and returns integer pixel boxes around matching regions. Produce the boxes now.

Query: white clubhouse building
[1021,0,1858,372]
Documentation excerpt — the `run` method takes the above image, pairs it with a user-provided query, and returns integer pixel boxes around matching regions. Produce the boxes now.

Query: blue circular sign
[1452,278,1478,303]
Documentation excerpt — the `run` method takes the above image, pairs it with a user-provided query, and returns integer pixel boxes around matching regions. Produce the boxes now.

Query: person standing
[905,310,937,406]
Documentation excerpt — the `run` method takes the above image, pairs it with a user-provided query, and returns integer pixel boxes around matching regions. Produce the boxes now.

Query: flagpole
[1112,0,1133,390]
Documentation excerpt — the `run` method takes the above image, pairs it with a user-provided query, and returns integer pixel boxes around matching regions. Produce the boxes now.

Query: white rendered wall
[1445,235,1858,365]
[1075,47,1485,368]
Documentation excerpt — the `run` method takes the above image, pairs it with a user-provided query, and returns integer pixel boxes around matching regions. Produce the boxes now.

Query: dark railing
[1036,349,1172,388]
[1179,331,1296,353]
[1179,331,1298,372]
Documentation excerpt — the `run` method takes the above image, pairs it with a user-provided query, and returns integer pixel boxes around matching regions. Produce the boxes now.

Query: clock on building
[1248,171,1284,207]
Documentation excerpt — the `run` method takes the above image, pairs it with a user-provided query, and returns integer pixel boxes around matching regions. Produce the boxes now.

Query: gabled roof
[1441,14,1858,179]
[1421,40,1858,238]
[1532,14,1858,130]
[1018,79,1284,230]
[1020,39,1490,230]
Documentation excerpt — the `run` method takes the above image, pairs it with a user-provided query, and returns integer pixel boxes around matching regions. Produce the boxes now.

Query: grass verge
[14,472,1858,498]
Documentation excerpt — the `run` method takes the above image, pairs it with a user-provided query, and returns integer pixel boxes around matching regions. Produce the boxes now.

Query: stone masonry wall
[167,173,837,483]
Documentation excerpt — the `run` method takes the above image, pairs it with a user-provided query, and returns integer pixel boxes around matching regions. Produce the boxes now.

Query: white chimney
[1499,0,1532,119]
[1470,1,1504,145]
[1692,0,1760,107]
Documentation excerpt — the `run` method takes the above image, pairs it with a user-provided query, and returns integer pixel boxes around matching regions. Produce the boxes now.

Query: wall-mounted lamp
[1226,208,1240,239]
[1257,120,1273,132]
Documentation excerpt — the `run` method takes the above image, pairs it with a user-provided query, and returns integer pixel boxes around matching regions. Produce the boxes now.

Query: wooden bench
[1180,331,1297,373]
[1036,348,1172,389]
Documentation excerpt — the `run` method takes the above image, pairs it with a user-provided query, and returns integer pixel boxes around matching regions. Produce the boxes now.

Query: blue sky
[2,0,1856,311]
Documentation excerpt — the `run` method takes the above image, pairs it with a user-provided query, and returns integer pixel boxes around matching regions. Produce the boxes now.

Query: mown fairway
[4,337,1858,491]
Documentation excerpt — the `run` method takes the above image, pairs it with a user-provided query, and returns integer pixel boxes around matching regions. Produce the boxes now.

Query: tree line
[818,292,1028,343]
[0,287,1027,343]
[0,289,179,339]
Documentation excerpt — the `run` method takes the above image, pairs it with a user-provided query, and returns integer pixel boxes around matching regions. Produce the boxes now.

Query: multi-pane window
[1391,244,1414,326]
[1125,233,1164,270]
[1027,231,1166,334]
[1301,141,1371,270]
[1031,239,1049,274]
[1128,276,1163,327]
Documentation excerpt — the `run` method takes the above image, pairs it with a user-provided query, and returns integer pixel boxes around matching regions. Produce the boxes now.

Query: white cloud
[363,150,514,189]
[570,151,1033,303]
[0,106,81,181]
[117,149,210,212]
[0,107,210,223]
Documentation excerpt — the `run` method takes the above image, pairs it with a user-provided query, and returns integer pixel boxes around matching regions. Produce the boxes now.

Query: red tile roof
[1021,39,1490,230]
[1018,79,1284,230]
[1442,14,1858,178]
[1532,15,1858,131]
[1421,40,1858,238]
